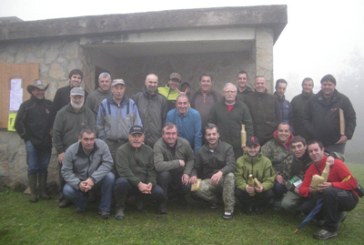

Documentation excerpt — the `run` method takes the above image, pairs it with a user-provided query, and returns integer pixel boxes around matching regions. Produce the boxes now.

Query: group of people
[14,69,360,240]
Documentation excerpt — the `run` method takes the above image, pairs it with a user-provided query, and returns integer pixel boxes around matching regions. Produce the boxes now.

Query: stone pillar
[255,27,274,93]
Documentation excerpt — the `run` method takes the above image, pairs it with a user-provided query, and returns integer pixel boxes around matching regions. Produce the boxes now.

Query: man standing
[52,69,87,121]
[53,87,95,207]
[274,79,292,124]
[85,72,112,117]
[235,136,275,214]
[299,140,359,240]
[236,70,253,102]
[62,129,114,219]
[166,94,202,153]
[193,123,236,219]
[209,82,253,158]
[133,73,168,147]
[190,73,222,129]
[154,123,195,201]
[158,72,182,111]
[303,74,356,154]
[96,78,142,160]
[291,77,314,139]
[15,79,53,202]
[114,126,167,220]
[243,76,280,145]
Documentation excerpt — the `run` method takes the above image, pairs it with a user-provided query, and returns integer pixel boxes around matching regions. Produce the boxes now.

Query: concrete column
[255,27,274,92]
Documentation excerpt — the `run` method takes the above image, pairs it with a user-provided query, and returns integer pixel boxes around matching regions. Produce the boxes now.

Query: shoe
[58,198,71,208]
[254,206,265,214]
[99,210,110,219]
[158,202,168,214]
[115,208,125,220]
[223,211,233,220]
[243,205,253,215]
[336,211,347,229]
[136,199,144,212]
[210,202,218,209]
[75,207,86,213]
[313,229,338,240]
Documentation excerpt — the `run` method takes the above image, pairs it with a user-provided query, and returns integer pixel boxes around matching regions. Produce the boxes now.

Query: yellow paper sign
[8,112,17,131]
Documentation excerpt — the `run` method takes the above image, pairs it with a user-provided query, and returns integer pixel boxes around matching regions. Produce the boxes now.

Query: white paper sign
[9,78,23,111]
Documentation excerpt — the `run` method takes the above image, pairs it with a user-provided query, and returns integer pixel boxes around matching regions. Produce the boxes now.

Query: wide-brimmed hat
[27,79,49,93]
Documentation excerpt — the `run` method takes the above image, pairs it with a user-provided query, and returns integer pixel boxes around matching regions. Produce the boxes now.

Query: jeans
[114,177,166,208]
[25,140,51,174]
[63,172,115,212]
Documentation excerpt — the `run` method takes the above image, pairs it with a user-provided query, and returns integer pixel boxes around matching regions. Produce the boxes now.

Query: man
[298,140,359,240]
[166,94,202,152]
[193,123,235,219]
[279,136,312,211]
[274,79,292,124]
[52,69,88,122]
[62,129,115,219]
[158,72,182,111]
[15,79,53,202]
[85,72,112,117]
[114,126,167,220]
[303,74,356,154]
[208,82,253,158]
[96,78,142,160]
[243,76,280,145]
[235,136,275,214]
[236,70,253,102]
[53,87,95,207]
[261,122,293,198]
[291,77,314,139]
[153,123,195,201]
[190,74,222,129]
[133,73,168,147]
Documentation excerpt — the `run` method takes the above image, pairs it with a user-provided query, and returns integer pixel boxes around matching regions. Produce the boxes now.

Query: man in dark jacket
[85,72,112,117]
[208,82,253,158]
[291,77,314,139]
[15,79,53,202]
[114,126,167,220]
[274,79,292,124]
[236,70,253,102]
[243,76,280,145]
[133,73,168,147]
[303,74,356,154]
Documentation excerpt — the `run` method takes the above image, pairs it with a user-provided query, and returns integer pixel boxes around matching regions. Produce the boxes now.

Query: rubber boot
[39,172,50,200]
[28,174,38,203]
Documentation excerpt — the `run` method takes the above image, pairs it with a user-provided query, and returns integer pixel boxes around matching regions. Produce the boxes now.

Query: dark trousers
[157,170,190,200]
[235,188,274,208]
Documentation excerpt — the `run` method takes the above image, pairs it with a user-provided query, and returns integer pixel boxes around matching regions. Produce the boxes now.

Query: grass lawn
[1,163,363,245]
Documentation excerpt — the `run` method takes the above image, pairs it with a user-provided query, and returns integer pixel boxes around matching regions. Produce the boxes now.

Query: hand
[210,171,223,186]
[246,185,255,194]
[318,182,332,190]
[181,174,190,185]
[255,186,264,193]
[294,187,299,194]
[85,177,95,188]
[189,176,197,184]
[276,175,284,184]
[179,160,186,168]
[138,182,152,194]
[58,153,65,164]
[326,156,335,166]
[79,181,90,192]
[336,135,348,144]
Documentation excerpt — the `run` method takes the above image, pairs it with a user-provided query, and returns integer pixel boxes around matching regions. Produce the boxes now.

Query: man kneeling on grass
[192,123,235,219]
[298,140,359,240]
[235,136,275,214]
[61,129,115,219]
[114,126,167,220]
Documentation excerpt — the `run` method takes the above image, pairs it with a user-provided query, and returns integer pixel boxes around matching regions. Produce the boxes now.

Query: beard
[71,100,84,110]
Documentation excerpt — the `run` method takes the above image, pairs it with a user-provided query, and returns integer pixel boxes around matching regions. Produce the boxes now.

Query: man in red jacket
[299,140,359,240]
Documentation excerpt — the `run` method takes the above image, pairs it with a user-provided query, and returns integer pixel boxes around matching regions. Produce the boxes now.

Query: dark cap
[246,136,260,147]
[129,125,144,135]
[169,72,182,82]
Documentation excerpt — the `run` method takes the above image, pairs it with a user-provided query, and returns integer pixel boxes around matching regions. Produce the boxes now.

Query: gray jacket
[61,139,113,190]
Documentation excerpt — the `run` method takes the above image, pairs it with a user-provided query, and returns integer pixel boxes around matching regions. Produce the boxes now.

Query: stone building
[0,5,287,189]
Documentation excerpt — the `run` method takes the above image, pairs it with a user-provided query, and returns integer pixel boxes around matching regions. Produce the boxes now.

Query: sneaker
[58,198,71,208]
[115,208,125,220]
[158,202,168,214]
[243,205,253,215]
[313,229,338,240]
[99,210,110,219]
[223,211,233,220]
[210,202,218,209]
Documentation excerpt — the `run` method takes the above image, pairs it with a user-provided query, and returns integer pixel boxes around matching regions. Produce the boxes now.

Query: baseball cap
[246,136,260,147]
[112,79,126,87]
[70,87,85,96]
[129,125,144,135]
[169,72,182,82]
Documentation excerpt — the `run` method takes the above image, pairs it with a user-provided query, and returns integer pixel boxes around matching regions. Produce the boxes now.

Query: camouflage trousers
[194,172,235,212]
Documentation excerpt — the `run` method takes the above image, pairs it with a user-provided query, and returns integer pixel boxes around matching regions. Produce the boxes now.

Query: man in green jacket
[235,136,275,214]
[114,126,167,220]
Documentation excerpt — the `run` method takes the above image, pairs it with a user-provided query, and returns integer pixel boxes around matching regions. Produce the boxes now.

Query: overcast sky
[1,0,363,99]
